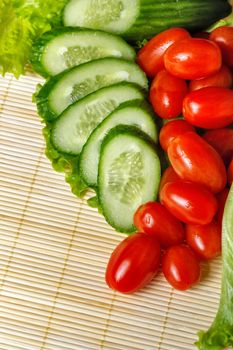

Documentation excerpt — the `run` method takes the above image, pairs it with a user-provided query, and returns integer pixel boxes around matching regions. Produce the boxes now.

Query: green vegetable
[63,0,231,41]
[51,83,145,154]
[98,125,161,233]
[87,196,100,209]
[79,99,158,189]
[41,83,144,199]
[36,57,147,121]
[43,125,88,198]
[0,0,67,77]
[196,185,233,350]
[30,27,136,77]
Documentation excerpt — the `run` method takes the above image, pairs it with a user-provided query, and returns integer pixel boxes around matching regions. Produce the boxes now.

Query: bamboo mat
[0,72,223,350]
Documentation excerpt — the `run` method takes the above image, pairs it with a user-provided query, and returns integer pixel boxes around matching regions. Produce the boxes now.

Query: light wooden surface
[0,72,223,350]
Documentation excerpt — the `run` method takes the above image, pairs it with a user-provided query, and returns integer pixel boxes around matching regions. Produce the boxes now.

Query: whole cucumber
[63,0,232,41]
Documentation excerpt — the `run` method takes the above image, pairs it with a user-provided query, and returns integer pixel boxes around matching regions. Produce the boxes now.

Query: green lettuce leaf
[196,184,233,350]
[43,124,88,198]
[0,0,67,77]
[87,196,103,213]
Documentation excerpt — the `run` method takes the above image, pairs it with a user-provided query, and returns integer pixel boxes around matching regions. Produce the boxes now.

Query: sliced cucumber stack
[36,57,147,121]
[98,125,161,233]
[33,22,162,233]
[51,83,145,155]
[79,100,158,188]
[30,27,136,77]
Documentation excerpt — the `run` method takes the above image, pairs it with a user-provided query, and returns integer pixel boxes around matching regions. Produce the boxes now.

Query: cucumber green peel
[63,0,231,41]
[42,83,145,197]
[79,99,158,188]
[50,83,145,155]
[98,125,161,233]
[196,185,233,350]
[1,0,231,77]
[36,57,148,121]
[30,27,136,77]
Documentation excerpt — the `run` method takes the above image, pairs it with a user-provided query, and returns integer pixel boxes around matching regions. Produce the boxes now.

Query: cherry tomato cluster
[138,27,233,126]
[105,26,233,294]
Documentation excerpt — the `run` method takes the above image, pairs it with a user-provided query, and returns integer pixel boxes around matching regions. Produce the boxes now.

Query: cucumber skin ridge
[35,58,148,121]
[30,26,136,78]
[98,125,161,234]
[127,0,231,40]
[62,0,231,41]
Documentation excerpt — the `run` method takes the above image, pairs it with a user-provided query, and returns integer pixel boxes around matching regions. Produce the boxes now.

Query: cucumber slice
[63,0,231,41]
[36,57,148,121]
[98,125,161,233]
[79,100,158,188]
[51,83,145,155]
[30,27,136,77]
[63,0,138,34]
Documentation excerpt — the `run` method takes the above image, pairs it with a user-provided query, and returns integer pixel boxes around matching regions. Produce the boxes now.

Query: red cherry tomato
[162,245,201,290]
[136,28,190,77]
[183,87,233,129]
[160,181,218,225]
[164,38,222,80]
[167,132,227,193]
[105,232,161,293]
[185,220,221,260]
[228,158,233,186]
[159,119,195,151]
[159,166,181,199]
[189,65,232,91]
[134,202,185,248]
[203,128,233,166]
[215,188,229,225]
[149,70,188,120]
[210,26,233,68]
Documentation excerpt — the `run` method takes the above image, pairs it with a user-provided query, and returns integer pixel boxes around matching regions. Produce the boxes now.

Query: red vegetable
[162,245,201,290]
[185,220,221,260]
[159,119,195,151]
[134,202,185,248]
[215,188,230,225]
[164,38,222,80]
[167,131,227,193]
[183,87,233,129]
[137,27,190,77]
[149,70,188,120]
[203,128,233,166]
[160,181,218,225]
[105,233,161,293]
[189,65,232,91]
[210,26,233,68]
[228,158,233,186]
[159,166,181,198]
